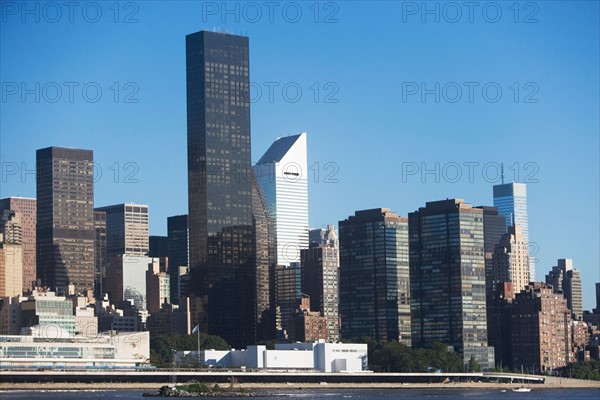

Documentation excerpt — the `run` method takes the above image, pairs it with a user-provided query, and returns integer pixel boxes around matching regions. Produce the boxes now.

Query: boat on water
[512,387,532,393]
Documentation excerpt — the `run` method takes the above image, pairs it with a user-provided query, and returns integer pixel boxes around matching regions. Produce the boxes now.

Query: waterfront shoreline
[1,379,599,391]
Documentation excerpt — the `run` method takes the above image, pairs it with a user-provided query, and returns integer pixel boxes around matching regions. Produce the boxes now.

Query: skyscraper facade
[409,199,494,368]
[274,263,302,340]
[339,208,411,345]
[255,133,309,265]
[148,236,168,258]
[167,214,188,303]
[301,226,340,342]
[93,210,107,298]
[491,225,530,294]
[0,197,36,290]
[0,210,23,297]
[475,206,506,306]
[186,30,272,347]
[511,282,573,372]
[94,203,149,258]
[36,147,95,294]
[546,259,583,320]
[493,183,533,280]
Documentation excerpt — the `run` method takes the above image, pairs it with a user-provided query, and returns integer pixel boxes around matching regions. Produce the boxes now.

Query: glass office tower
[493,182,533,280]
[186,30,272,347]
[36,147,95,295]
[409,199,495,369]
[339,208,411,345]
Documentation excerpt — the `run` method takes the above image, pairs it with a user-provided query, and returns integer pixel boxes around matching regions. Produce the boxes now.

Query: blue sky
[1,1,598,309]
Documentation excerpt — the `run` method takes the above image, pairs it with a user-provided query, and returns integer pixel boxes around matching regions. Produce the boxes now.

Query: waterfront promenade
[1,371,598,390]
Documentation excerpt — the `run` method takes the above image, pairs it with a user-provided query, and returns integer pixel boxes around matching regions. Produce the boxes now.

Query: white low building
[0,331,150,369]
[177,340,368,373]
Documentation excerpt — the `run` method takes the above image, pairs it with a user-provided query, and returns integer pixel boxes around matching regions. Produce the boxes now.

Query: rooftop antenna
[500,163,505,184]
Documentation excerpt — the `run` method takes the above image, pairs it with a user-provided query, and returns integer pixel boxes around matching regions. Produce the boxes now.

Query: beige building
[492,225,530,294]
[0,211,23,297]
[0,197,36,291]
[146,258,170,314]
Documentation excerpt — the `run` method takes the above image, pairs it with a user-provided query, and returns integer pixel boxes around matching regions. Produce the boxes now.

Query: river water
[0,388,598,399]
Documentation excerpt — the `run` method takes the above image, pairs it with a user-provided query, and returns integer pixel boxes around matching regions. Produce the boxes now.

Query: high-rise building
[596,282,600,313]
[93,210,107,298]
[294,295,329,342]
[546,259,583,320]
[149,236,168,258]
[493,182,533,280]
[0,210,23,297]
[36,147,95,295]
[94,203,149,258]
[409,199,494,368]
[491,225,530,294]
[511,282,573,372]
[104,254,154,312]
[475,206,506,306]
[167,214,188,303]
[146,259,170,314]
[255,133,308,265]
[274,263,302,340]
[0,197,36,290]
[339,208,411,345]
[186,30,272,347]
[301,226,340,342]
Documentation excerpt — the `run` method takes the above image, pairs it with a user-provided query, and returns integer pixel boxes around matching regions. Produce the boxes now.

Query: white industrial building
[177,341,368,373]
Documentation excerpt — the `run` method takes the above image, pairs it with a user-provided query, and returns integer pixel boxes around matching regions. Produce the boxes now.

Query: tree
[150,333,229,367]
[468,355,481,372]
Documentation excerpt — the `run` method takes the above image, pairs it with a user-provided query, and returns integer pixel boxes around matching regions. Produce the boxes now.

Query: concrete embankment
[1,377,598,391]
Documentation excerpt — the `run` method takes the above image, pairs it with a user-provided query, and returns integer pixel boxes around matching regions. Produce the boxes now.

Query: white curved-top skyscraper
[255,133,308,266]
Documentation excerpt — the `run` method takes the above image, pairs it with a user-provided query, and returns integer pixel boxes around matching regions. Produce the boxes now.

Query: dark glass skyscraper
[186,30,271,347]
[36,147,95,295]
[409,199,494,369]
[167,214,188,303]
[339,208,411,345]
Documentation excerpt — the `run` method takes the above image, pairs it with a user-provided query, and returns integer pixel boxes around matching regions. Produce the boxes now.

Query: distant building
[147,298,192,337]
[572,320,590,362]
[274,263,302,340]
[149,236,168,258]
[36,147,95,295]
[339,208,411,345]
[409,199,494,369]
[93,210,107,299]
[20,289,76,337]
[491,225,530,294]
[167,214,188,303]
[511,282,572,372]
[0,211,23,297]
[293,295,328,342]
[0,197,36,290]
[94,203,149,258]
[493,182,533,280]
[301,225,340,342]
[545,259,583,320]
[146,259,170,314]
[104,254,155,313]
[255,133,309,265]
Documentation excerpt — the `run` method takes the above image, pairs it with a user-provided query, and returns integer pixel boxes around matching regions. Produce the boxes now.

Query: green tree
[468,355,481,372]
[149,333,229,367]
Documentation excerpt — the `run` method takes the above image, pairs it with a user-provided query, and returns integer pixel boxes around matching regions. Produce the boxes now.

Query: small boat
[512,387,531,393]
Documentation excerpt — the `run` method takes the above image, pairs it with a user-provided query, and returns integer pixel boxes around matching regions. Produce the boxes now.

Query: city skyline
[1,2,598,310]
